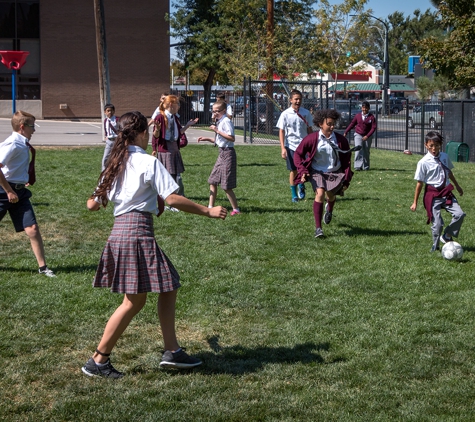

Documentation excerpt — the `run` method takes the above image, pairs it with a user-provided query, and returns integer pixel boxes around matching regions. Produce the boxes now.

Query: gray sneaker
[160,348,202,369]
[39,267,56,277]
[82,358,124,379]
[323,202,333,225]
[314,228,325,238]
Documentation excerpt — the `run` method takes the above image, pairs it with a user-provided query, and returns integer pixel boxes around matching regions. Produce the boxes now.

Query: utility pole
[94,0,111,122]
[266,0,274,134]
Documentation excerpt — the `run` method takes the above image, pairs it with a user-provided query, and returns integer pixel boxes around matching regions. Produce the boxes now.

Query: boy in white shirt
[276,90,313,202]
[410,131,465,252]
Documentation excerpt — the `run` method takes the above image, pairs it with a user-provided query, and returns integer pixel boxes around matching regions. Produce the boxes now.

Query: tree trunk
[203,69,216,125]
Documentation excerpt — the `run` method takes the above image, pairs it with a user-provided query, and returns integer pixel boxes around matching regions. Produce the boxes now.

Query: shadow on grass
[190,337,343,375]
[0,264,98,274]
[338,223,426,237]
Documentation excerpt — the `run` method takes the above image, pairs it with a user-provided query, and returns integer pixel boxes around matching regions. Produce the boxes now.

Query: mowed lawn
[1,144,475,421]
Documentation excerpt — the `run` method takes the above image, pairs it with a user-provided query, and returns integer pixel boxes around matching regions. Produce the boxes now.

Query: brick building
[0,0,169,118]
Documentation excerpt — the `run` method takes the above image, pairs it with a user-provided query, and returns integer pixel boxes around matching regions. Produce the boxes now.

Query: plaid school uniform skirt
[208,147,237,190]
[93,211,180,294]
[157,140,184,175]
[309,170,346,195]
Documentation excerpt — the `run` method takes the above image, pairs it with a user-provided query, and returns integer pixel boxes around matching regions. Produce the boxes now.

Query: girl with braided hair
[82,111,227,378]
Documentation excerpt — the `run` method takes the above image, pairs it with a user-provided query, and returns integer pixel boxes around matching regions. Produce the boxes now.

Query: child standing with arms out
[82,111,227,378]
[0,111,55,277]
[410,131,465,252]
[293,109,356,238]
[197,101,241,215]
[276,89,313,202]
[102,103,118,171]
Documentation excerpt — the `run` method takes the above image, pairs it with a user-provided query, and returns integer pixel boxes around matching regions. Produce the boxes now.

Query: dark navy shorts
[0,185,38,232]
[285,147,297,171]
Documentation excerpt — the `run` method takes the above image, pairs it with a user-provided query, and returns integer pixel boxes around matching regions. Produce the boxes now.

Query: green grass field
[1,144,474,421]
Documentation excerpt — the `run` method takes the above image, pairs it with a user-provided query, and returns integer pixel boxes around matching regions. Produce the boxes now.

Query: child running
[293,109,358,238]
[410,131,465,252]
[197,100,241,215]
[82,111,227,379]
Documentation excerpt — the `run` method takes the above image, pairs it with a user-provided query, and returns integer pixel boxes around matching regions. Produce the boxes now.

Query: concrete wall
[0,100,42,118]
[39,1,169,119]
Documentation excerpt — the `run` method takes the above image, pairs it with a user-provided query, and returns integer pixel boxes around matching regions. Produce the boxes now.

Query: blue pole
[12,68,16,114]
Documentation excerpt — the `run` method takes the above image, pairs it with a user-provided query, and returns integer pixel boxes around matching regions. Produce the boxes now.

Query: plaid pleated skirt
[93,211,180,294]
[309,170,346,195]
[208,147,237,190]
[157,141,184,175]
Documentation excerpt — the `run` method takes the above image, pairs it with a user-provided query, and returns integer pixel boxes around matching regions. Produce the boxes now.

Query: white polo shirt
[0,132,30,184]
[414,151,453,187]
[276,106,312,151]
[106,145,179,217]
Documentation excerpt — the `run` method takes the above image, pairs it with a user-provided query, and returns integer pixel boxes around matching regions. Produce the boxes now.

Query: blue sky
[347,0,435,18]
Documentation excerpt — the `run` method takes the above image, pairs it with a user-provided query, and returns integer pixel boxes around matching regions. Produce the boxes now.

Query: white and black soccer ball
[441,241,464,261]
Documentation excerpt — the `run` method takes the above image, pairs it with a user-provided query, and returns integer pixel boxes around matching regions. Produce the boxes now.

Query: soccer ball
[441,241,463,261]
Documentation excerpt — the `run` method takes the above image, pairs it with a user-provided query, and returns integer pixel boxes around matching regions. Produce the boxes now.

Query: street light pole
[351,14,389,116]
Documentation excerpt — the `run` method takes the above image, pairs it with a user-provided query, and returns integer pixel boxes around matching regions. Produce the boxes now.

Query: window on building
[0,0,40,100]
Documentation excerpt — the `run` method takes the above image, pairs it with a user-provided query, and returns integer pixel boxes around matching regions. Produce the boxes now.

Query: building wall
[40,1,169,119]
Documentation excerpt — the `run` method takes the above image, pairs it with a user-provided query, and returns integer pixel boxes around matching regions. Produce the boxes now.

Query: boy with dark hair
[102,103,118,171]
[276,89,313,202]
[410,131,465,252]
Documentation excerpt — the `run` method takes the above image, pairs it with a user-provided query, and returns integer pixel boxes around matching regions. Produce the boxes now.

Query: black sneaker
[323,203,333,225]
[160,348,202,369]
[440,233,451,244]
[39,267,56,277]
[314,228,325,238]
[81,358,124,379]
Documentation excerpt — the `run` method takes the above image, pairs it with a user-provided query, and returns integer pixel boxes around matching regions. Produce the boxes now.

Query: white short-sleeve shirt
[214,115,235,148]
[276,106,312,151]
[414,151,453,187]
[311,131,341,173]
[0,132,30,184]
[108,145,179,217]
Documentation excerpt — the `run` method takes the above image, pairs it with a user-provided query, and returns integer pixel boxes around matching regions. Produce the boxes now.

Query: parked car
[234,96,245,115]
[407,103,444,129]
[388,98,406,114]
[334,101,359,129]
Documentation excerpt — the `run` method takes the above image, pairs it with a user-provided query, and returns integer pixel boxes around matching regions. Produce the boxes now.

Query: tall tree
[313,0,370,104]
[385,9,440,75]
[417,0,475,90]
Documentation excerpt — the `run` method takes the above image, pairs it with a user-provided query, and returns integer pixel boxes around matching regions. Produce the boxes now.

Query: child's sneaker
[39,267,56,277]
[230,209,241,216]
[323,202,333,225]
[440,233,451,244]
[160,348,202,369]
[82,358,124,379]
[314,228,325,238]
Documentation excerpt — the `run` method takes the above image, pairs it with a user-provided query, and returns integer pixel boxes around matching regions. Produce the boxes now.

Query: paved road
[0,118,247,146]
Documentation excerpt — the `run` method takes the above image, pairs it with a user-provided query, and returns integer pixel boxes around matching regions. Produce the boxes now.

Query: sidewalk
[0,118,247,146]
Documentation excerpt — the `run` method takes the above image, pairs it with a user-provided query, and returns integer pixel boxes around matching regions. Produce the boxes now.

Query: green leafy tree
[170,0,316,110]
[417,0,475,90]
[385,9,440,75]
[314,0,370,104]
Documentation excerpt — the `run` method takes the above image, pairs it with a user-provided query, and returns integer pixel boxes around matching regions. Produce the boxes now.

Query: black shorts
[0,185,38,232]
